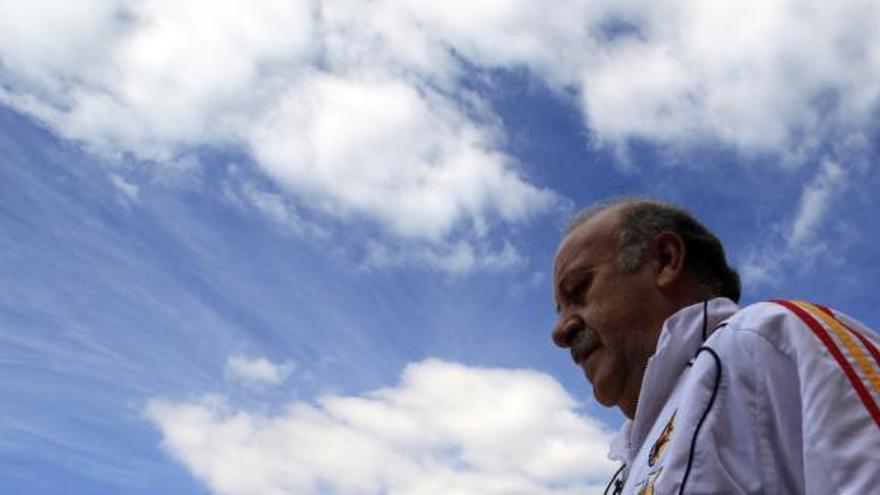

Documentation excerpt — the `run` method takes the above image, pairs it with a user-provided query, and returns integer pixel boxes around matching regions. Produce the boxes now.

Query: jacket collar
[608,297,739,463]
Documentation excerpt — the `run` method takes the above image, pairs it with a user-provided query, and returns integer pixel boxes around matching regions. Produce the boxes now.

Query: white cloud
[0,0,316,158]
[147,359,615,495]
[249,73,555,241]
[579,0,880,157]
[224,356,295,388]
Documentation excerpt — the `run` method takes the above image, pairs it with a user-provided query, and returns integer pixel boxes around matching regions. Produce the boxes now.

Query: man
[552,198,880,494]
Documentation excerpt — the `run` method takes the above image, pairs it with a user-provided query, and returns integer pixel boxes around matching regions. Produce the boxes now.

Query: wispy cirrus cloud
[147,359,615,495]
[787,161,846,247]
[738,160,850,288]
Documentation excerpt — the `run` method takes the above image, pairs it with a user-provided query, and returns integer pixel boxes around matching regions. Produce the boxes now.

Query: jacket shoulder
[721,299,880,365]
[718,301,806,356]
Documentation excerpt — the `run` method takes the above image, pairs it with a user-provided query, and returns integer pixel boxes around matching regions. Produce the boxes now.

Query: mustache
[570,326,600,364]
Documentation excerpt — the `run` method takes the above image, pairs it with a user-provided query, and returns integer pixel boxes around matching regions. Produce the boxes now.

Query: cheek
[589,311,635,371]
[586,303,624,345]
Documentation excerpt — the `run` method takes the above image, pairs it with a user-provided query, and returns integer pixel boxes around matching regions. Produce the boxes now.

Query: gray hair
[566,197,741,302]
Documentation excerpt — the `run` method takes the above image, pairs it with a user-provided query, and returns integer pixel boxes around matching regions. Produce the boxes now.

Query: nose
[552,315,584,348]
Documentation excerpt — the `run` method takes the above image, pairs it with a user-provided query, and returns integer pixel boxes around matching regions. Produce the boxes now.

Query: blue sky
[2,2,880,494]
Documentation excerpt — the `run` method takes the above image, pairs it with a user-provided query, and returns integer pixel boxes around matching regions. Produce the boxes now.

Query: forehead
[554,206,623,277]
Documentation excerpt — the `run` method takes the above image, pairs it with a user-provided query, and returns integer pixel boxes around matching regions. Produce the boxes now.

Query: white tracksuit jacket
[608,298,880,494]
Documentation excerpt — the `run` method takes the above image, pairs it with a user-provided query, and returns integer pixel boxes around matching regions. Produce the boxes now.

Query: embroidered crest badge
[648,411,676,467]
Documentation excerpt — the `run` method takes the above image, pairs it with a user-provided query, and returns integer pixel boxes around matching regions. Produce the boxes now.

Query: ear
[652,231,686,289]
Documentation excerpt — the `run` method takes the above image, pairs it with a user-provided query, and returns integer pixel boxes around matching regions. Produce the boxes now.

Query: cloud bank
[147,359,615,495]
[2,0,878,269]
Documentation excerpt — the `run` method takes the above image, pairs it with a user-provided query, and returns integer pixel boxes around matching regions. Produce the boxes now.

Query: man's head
[551,198,739,418]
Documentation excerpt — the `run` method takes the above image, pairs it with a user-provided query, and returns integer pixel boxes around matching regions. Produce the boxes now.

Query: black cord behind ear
[701,299,708,341]
[678,346,722,494]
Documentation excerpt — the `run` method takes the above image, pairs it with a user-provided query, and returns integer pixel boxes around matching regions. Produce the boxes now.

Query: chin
[590,373,622,408]
[592,388,616,408]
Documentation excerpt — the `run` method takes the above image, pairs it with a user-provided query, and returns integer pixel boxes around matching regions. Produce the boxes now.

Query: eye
[564,275,591,303]
[569,281,588,301]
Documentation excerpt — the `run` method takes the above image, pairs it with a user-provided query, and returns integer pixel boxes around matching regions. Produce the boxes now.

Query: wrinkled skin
[552,206,683,418]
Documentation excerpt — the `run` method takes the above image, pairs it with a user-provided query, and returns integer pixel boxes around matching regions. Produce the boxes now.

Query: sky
[2,1,880,494]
